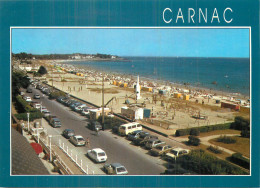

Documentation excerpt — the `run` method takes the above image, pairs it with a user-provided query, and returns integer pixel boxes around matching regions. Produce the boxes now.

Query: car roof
[92,148,105,153]
[74,135,84,139]
[148,138,160,142]
[172,147,187,152]
[52,118,60,121]
[111,163,124,168]
[64,129,74,132]
[133,130,143,133]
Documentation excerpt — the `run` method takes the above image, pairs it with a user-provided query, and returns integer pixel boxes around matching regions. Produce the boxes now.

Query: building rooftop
[11,128,49,175]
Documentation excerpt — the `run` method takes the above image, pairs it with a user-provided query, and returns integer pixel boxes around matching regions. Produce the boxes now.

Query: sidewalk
[40,118,105,175]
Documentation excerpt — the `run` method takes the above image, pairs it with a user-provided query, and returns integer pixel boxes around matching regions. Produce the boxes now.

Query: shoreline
[52,60,250,100]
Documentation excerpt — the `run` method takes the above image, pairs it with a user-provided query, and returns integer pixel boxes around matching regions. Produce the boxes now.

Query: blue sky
[12,28,249,58]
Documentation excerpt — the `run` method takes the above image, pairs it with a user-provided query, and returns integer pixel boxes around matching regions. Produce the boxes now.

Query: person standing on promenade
[86,137,90,147]
[95,127,100,136]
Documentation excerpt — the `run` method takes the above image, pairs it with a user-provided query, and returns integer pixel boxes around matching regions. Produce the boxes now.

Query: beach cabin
[142,87,153,92]
[121,106,143,120]
[174,93,181,98]
[89,108,110,121]
[113,81,117,86]
[221,102,240,111]
[183,94,189,101]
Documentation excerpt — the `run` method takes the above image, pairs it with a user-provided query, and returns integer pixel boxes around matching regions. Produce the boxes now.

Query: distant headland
[12,52,126,61]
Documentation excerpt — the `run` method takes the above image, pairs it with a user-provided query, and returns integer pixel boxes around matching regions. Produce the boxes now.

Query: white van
[118,122,142,136]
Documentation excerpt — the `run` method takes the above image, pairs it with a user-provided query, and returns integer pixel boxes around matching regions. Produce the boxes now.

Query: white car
[74,104,87,112]
[33,103,41,109]
[81,107,92,115]
[87,148,107,163]
[23,96,32,102]
[41,106,48,112]
[165,148,190,161]
[69,135,86,146]
[103,163,128,175]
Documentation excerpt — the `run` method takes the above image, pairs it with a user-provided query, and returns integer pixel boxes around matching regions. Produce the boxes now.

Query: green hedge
[188,136,200,146]
[97,116,126,130]
[179,150,248,175]
[15,111,43,121]
[216,135,236,144]
[175,123,232,137]
[231,116,250,138]
[49,91,66,100]
[230,153,250,169]
[207,145,222,154]
[15,95,36,113]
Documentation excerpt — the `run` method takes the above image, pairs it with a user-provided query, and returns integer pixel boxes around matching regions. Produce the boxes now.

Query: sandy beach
[33,59,250,133]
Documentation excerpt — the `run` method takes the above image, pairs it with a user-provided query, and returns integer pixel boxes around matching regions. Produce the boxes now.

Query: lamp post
[175,156,177,174]
[49,135,52,162]
[102,74,105,131]
[27,112,30,132]
[37,125,39,143]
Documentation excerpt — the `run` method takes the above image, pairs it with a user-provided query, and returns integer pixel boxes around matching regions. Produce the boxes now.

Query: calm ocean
[68,57,250,96]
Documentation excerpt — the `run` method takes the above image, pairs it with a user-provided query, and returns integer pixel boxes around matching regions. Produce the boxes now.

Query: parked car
[20,91,25,96]
[41,106,48,112]
[70,102,81,109]
[118,122,142,136]
[81,107,92,115]
[57,96,67,103]
[70,135,86,146]
[50,118,62,128]
[65,99,77,107]
[42,110,51,118]
[74,104,87,112]
[145,138,165,150]
[103,163,128,175]
[127,130,143,141]
[132,132,157,146]
[150,144,173,156]
[87,148,107,163]
[34,94,41,99]
[62,129,75,139]
[23,96,32,102]
[164,148,190,161]
[32,103,41,110]
[88,121,102,131]
[36,84,43,90]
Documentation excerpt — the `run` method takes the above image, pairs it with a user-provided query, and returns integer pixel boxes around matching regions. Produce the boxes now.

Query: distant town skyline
[12,28,250,58]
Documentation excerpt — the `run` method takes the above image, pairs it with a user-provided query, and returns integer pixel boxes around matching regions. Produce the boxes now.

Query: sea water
[68,57,250,96]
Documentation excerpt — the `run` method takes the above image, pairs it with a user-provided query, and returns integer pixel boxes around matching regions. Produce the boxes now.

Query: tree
[38,66,48,75]
[12,71,30,97]
[188,135,201,146]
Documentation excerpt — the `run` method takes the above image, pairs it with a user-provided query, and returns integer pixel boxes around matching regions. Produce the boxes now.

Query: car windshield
[77,137,84,141]
[117,167,126,173]
[98,152,106,157]
[171,150,178,155]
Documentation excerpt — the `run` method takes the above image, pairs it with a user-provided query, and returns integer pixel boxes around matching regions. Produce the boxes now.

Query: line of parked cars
[56,96,104,131]
[26,80,128,175]
[113,122,190,162]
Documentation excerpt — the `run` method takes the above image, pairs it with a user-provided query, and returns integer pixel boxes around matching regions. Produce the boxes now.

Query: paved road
[26,88,167,175]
